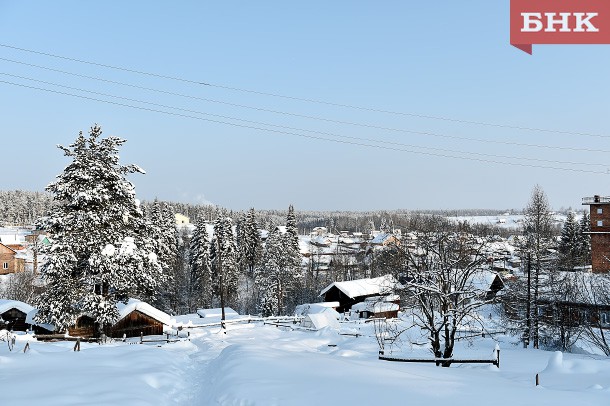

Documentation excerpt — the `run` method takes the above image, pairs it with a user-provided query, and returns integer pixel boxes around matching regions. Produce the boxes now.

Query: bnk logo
[510,0,610,54]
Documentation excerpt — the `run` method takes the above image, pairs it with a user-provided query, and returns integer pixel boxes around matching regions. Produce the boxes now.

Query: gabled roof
[25,309,56,332]
[0,242,17,254]
[0,299,34,315]
[320,275,402,298]
[115,299,171,325]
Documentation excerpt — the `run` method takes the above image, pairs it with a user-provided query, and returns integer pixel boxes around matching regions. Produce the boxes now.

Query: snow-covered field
[2,318,610,405]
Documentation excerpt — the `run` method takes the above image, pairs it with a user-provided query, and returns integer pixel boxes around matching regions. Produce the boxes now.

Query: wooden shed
[0,299,53,334]
[112,299,171,338]
[68,315,97,338]
[67,300,171,339]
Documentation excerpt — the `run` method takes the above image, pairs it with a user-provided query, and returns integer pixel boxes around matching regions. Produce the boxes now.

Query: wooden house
[0,242,24,275]
[320,275,402,313]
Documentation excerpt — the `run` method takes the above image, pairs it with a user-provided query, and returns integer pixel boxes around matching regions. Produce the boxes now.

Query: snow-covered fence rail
[138,332,186,344]
[174,315,303,330]
[34,334,99,343]
[379,348,500,368]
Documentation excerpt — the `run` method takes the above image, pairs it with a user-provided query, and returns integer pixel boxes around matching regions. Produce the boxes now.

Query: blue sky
[1,1,609,211]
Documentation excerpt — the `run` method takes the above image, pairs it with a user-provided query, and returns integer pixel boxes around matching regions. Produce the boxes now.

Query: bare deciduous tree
[401,223,493,367]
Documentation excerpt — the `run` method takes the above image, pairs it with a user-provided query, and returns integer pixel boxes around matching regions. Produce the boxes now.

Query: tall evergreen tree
[243,208,263,275]
[521,185,554,349]
[35,125,163,333]
[255,206,302,316]
[211,216,239,309]
[188,218,213,309]
[149,200,179,312]
[559,212,580,270]
[579,211,591,265]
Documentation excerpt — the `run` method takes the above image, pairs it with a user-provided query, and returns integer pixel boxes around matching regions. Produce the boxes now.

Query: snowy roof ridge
[0,299,35,315]
[320,274,402,298]
[115,299,171,325]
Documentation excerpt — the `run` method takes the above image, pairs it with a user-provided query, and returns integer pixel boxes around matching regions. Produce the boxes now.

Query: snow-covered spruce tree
[210,216,239,309]
[188,217,213,309]
[255,229,283,316]
[579,211,591,265]
[559,211,581,271]
[35,125,163,333]
[255,206,302,316]
[243,208,263,276]
[149,200,180,312]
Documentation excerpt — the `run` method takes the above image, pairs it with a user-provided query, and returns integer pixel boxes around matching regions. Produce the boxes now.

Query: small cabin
[68,299,171,338]
[0,299,53,334]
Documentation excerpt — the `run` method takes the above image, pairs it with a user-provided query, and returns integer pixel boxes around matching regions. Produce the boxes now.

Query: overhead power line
[0,78,607,175]
[2,71,609,167]
[0,57,607,154]
[0,42,606,139]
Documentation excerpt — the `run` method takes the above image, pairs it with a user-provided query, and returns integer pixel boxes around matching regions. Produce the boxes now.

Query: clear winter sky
[1,2,609,211]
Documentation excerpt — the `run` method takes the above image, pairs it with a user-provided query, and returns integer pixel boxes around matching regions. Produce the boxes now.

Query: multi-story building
[582,195,610,273]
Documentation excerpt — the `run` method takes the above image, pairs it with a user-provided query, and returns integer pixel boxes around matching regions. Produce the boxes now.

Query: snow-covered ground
[2,317,610,405]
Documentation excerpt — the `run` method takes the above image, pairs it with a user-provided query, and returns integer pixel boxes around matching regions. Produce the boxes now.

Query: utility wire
[0,42,606,139]
[0,57,607,154]
[0,78,607,175]
[2,71,608,168]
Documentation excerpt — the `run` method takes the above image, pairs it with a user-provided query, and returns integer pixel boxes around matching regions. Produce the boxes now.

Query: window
[598,208,603,214]
[2,262,8,270]
[598,220,604,227]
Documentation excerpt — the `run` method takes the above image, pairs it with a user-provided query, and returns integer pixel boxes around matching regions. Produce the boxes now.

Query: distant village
[2,193,608,350]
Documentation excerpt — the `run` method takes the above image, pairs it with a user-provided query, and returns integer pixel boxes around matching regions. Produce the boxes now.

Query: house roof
[115,299,171,325]
[301,308,340,330]
[468,270,504,292]
[320,275,402,298]
[0,242,17,254]
[25,309,56,332]
[0,299,34,315]
[351,301,399,314]
[295,302,340,316]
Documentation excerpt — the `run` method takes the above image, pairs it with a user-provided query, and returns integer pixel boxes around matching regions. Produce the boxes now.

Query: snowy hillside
[2,315,609,405]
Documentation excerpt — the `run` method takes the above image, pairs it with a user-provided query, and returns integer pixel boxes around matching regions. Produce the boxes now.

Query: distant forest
[1,189,521,236]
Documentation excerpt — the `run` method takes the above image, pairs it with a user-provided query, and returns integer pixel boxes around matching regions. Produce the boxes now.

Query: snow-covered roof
[25,309,56,332]
[0,234,26,245]
[0,299,35,315]
[301,308,340,330]
[196,307,239,318]
[351,301,399,314]
[116,299,171,325]
[295,302,340,316]
[320,275,402,298]
[468,270,503,292]
[364,294,399,302]
[370,233,394,244]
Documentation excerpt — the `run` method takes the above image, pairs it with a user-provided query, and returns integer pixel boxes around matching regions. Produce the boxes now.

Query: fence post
[536,373,540,386]
[496,349,500,368]
[140,332,143,344]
